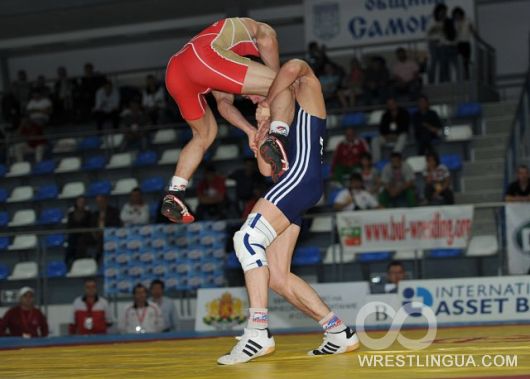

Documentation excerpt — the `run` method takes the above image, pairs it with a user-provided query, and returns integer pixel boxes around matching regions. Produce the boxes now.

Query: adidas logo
[242,339,263,357]
[313,342,340,355]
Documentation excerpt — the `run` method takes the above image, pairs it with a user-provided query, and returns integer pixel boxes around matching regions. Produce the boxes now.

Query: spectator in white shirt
[94,81,120,130]
[334,173,379,211]
[120,188,150,226]
[453,7,476,80]
[142,75,166,125]
[150,280,178,332]
[392,48,421,100]
[26,90,52,125]
[120,284,164,334]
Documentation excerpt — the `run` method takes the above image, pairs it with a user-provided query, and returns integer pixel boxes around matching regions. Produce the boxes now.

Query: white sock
[270,121,290,137]
[319,312,345,333]
[169,176,188,191]
[247,308,268,329]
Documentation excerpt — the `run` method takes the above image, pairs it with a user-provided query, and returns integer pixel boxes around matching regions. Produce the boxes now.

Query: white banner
[506,203,530,275]
[304,0,475,49]
[396,276,530,324]
[337,205,474,253]
[195,282,369,332]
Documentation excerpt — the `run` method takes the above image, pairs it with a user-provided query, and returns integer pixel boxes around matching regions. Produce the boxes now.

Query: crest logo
[203,292,247,330]
[313,2,340,40]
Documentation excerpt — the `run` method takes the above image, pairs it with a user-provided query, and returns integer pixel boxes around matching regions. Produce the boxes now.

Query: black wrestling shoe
[160,191,195,224]
[259,133,289,182]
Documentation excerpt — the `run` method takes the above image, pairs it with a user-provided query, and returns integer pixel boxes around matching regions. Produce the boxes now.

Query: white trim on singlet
[238,17,259,51]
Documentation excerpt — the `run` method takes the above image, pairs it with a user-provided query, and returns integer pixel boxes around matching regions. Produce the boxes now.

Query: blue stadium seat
[0,211,8,227]
[0,164,6,177]
[0,264,9,280]
[32,159,56,175]
[34,184,59,200]
[225,252,240,269]
[47,261,67,278]
[327,188,343,206]
[292,246,321,266]
[341,112,366,128]
[357,252,393,262]
[429,248,463,258]
[360,131,378,141]
[134,150,158,167]
[141,176,165,193]
[46,233,65,247]
[78,136,102,150]
[83,155,107,171]
[441,154,462,171]
[0,237,10,250]
[375,159,388,171]
[39,208,64,225]
[455,102,481,118]
[86,180,112,196]
[0,188,7,202]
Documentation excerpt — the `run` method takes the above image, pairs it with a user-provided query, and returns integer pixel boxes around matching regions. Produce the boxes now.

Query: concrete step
[472,220,497,235]
[462,174,504,192]
[473,146,505,160]
[472,133,509,149]
[455,190,503,204]
[424,83,472,103]
[481,101,518,118]
[483,116,512,134]
[463,159,505,177]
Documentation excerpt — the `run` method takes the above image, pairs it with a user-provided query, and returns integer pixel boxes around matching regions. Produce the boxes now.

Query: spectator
[331,127,370,182]
[150,280,177,332]
[453,7,476,80]
[2,89,22,131]
[69,278,112,335]
[26,90,52,125]
[319,63,342,108]
[11,70,32,112]
[229,158,266,211]
[66,196,94,267]
[426,3,448,83]
[412,95,443,155]
[33,75,52,98]
[94,80,120,130]
[363,56,390,105]
[339,57,364,108]
[142,75,166,125]
[334,173,379,211]
[121,100,149,150]
[13,118,47,163]
[424,152,454,205]
[120,284,164,334]
[392,48,421,100]
[92,195,121,262]
[307,41,329,76]
[371,97,410,162]
[439,6,459,82]
[54,66,77,121]
[196,164,227,220]
[79,62,106,118]
[120,188,150,226]
[385,261,406,293]
[505,165,530,202]
[1,287,48,338]
[357,153,381,195]
[379,152,416,208]
[241,183,267,219]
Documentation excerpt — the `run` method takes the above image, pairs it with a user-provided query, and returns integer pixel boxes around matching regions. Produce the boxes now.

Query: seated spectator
[412,95,443,155]
[371,97,410,162]
[339,57,364,108]
[505,165,530,202]
[1,287,48,338]
[121,100,149,150]
[385,261,406,293]
[331,127,370,182]
[66,196,94,267]
[142,75,166,125]
[379,152,416,208]
[120,284,164,334]
[363,56,390,105]
[13,118,47,163]
[69,278,112,335]
[54,66,77,121]
[229,158,266,211]
[120,188,150,226]
[424,151,454,205]
[196,164,227,220]
[94,80,120,130]
[319,63,342,107]
[92,195,121,262]
[392,48,421,100]
[150,280,177,332]
[26,90,52,125]
[334,173,379,211]
[357,153,381,195]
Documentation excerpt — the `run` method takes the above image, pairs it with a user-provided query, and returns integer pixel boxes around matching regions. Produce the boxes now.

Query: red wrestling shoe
[160,191,195,224]
[259,133,289,182]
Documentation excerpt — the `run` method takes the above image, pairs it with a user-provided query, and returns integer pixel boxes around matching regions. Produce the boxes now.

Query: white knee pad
[234,213,277,272]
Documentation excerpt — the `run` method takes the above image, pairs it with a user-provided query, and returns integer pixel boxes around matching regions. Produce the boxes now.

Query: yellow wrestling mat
[2,324,529,379]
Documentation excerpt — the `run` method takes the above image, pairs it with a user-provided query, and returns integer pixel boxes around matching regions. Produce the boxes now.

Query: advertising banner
[505,203,530,275]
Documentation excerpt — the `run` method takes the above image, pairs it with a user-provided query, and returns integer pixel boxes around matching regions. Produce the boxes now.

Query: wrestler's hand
[247,128,258,157]
[256,100,271,124]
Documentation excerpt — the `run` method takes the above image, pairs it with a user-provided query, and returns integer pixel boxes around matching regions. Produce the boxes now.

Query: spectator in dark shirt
[229,158,265,211]
[54,66,77,122]
[32,75,52,98]
[319,63,342,108]
[413,95,443,155]
[11,70,32,113]
[92,195,121,262]
[386,261,406,293]
[371,97,410,162]
[196,164,227,220]
[79,62,106,119]
[121,100,149,150]
[363,56,390,105]
[1,287,49,338]
[505,165,530,202]
[331,127,370,182]
[66,196,94,267]
[142,75,166,125]
[307,41,329,77]
[424,151,454,205]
